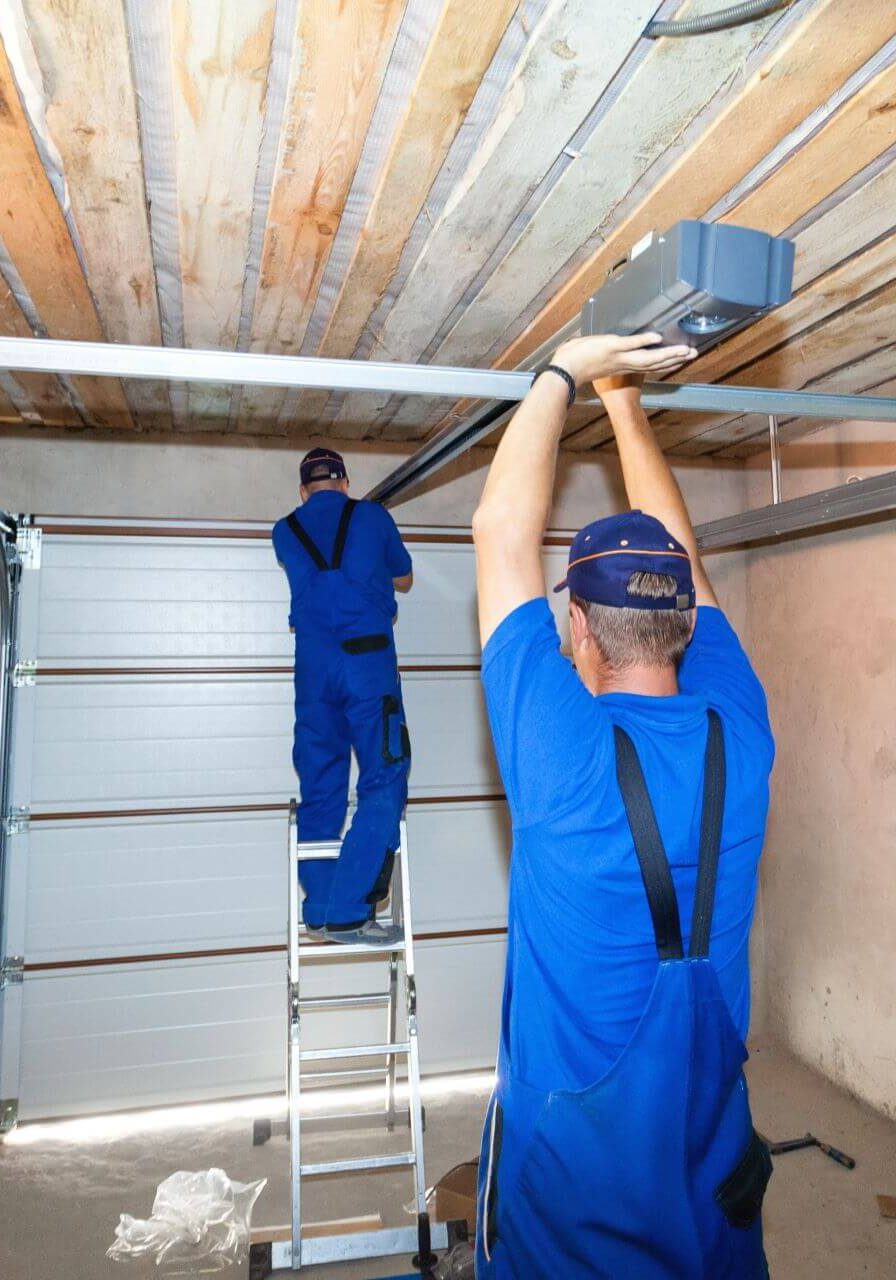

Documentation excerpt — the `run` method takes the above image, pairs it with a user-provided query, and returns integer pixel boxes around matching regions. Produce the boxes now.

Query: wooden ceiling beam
[239,0,405,434]
[317,0,519,368]
[0,36,133,429]
[22,0,171,432]
[328,0,658,437]
[488,0,895,410]
[171,0,276,431]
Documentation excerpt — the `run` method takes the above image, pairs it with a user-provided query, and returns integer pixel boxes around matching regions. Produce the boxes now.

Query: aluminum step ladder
[252,803,449,1276]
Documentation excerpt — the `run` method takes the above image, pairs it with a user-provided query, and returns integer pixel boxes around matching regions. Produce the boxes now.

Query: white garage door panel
[30,673,499,808]
[24,813,286,961]
[18,938,504,1119]
[38,535,571,665]
[39,537,291,662]
[24,803,509,963]
[407,801,509,933]
[416,936,505,1076]
[7,523,526,1119]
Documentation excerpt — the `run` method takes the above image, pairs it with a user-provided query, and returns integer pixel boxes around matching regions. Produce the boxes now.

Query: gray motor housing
[581,220,795,353]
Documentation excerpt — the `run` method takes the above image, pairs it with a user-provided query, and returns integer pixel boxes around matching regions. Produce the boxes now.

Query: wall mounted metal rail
[694,470,896,551]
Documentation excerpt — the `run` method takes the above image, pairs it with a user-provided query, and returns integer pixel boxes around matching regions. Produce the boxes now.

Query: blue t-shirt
[272,492,412,627]
[482,597,774,1093]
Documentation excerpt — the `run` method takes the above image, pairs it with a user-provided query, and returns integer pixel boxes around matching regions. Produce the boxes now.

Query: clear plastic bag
[433,1241,476,1280]
[107,1168,267,1272]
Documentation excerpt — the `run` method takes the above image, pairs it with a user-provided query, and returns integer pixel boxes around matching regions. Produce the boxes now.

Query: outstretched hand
[551,332,697,388]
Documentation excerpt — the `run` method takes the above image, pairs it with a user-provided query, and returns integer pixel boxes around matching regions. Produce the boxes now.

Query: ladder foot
[248,1241,272,1280]
[411,1211,439,1274]
[252,1117,272,1147]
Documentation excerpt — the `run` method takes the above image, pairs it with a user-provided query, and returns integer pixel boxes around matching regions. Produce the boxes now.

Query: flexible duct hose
[645,0,792,39]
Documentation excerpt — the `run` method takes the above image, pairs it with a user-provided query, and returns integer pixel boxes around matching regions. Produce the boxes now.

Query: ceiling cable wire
[645,0,793,39]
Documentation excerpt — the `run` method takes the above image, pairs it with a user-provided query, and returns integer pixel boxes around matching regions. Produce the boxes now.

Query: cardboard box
[433,1160,479,1234]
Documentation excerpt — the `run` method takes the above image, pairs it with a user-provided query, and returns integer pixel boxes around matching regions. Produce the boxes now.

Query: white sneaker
[306,920,404,948]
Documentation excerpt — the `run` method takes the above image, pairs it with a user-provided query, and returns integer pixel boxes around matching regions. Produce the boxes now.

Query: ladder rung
[300,1041,410,1063]
[301,1152,416,1177]
[298,940,405,958]
[299,992,390,1010]
[302,1067,388,1083]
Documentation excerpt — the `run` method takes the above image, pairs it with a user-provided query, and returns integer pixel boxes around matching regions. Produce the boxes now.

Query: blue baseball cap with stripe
[554,510,695,611]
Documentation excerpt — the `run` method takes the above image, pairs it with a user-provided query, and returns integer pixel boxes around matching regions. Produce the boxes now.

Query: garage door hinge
[15,526,41,570]
[4,806,30,836]
[12,659,36,687]
[0,1098,18,1132]
[0,956,24,989]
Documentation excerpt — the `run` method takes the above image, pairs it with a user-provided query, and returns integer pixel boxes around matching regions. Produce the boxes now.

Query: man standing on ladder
[471,334,775,1278]
[273,447,413,946]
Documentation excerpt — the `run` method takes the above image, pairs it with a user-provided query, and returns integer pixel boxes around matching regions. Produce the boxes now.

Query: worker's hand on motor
[551,333,697,388]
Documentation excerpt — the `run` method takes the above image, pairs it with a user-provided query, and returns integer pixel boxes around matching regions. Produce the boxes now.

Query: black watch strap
[534,364,577,409]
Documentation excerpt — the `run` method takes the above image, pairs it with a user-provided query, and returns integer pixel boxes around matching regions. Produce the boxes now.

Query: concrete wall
[742,423,896,1117]
[0,422,746,532]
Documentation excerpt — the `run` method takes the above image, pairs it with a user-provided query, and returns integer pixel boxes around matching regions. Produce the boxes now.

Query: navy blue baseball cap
[300,447,348,486]
[554,510,695,610]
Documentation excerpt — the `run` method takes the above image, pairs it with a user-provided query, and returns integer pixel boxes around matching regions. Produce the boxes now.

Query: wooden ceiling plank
[328,0,658,437]
[718,57,896,236]
[239,0,406,435]
[424,0,782,375]
[317,0,518,370]
[170,0,276,430]
[0,283,70,422]
[22,0,171,432]
[715,352,896,459]
[0,35,133,429]
[666,281,896,455]
[492,0,896,379]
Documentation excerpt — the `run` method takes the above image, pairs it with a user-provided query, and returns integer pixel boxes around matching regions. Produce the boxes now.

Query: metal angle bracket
[1,956,24,989]
[15,526,41,570]
[4,806,30,837]
[0,1099,18,1133]
[12,660,36,688]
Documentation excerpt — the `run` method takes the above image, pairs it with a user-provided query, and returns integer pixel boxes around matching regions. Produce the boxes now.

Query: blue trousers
[293,630,410,928]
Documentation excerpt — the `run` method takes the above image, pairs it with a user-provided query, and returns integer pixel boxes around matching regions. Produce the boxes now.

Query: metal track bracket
[12,660,36,688]
[1,956,24,989]
[15,527,41,571]
[4,806,30,837]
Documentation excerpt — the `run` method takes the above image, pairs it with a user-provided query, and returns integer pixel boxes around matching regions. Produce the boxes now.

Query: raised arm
[596,377,717,608]
[472,334,697,646]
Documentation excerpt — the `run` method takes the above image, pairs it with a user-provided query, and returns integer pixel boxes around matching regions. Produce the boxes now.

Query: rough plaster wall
[743,422,896,1116]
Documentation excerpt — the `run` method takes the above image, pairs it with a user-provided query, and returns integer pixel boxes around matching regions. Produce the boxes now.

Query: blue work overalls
[476,711,772,1279]
[286,500,411,929]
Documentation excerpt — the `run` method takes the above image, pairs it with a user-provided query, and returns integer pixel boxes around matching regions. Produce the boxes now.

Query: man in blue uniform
[273,448,413,945]
[472,335,775,1278]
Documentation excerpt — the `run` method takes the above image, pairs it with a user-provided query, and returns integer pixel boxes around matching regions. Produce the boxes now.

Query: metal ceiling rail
[366,382,896,505]
[1,335,894,509]
[694,470,896,550]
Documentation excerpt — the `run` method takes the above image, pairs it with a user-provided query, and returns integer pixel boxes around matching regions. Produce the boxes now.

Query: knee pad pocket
[381,695,411,765]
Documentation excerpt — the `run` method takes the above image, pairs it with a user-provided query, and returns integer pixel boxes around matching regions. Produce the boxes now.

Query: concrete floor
[0,1039,893,1280]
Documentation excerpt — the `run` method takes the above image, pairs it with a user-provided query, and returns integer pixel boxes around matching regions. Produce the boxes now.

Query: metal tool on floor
[249,806,448,1277]
[759,1131,856,1169]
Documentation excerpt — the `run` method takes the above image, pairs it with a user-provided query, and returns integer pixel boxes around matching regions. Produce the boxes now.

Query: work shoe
[306,920,404,948]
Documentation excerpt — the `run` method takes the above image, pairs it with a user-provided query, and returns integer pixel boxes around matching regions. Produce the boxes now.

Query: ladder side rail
[398,819,429,1219]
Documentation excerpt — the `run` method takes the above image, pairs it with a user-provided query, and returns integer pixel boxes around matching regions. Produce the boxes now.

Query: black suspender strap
[688,710,726,959]
[330,499,357,570]
[286,499,357,572]
[286,512,328,571]
[613,725,685,961]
